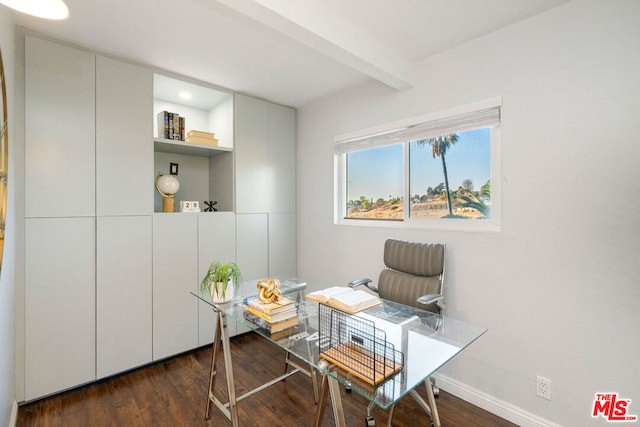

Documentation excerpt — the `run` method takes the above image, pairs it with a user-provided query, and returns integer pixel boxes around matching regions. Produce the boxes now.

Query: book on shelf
[157,110,185,140]
[188,129,215,139]
[157,111,169,139]
[168,112,174,139]
[186,135,219,146]
[179,116,185,141]
[243,295,295,315]
[243,309,299,333]
[245,305,297,323]
[305,286,382,314]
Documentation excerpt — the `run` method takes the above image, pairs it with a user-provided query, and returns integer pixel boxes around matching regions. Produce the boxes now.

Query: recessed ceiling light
[0,0,69,20]
[179,91,192,100]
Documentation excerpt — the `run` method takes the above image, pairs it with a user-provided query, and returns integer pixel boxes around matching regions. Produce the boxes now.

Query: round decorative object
[257,278,282,303]
[155,172,180,197]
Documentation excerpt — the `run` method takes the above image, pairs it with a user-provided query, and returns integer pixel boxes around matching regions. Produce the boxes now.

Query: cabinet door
[97,216,152,378]
[25,217,96,400]
[267,103,296,213]
[235,95,268,214]
[198,212,236,345]
[268,213,296,278]
[235,95,296,214]
[25,36,95,218]
[236,213,268,281]
[152,214,198,360]
[96,56,153,216]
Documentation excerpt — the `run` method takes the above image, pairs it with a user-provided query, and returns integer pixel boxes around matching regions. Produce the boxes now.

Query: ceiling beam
[214,0,414,90]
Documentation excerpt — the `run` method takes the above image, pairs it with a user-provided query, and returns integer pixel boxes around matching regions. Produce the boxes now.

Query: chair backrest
[377,239,445,313]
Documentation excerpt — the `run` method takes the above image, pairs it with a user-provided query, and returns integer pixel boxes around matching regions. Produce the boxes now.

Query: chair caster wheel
[345,378,352,393]
[429,377,440,397]
[365,415,375,426]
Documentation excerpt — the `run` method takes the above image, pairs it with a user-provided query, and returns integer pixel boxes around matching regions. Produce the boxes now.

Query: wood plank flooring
[17,332,517,426]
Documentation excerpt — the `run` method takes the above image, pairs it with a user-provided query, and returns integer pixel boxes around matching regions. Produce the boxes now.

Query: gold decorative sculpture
[257,278,282,303]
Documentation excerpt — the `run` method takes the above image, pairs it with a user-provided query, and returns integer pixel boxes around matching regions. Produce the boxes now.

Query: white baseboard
[432,374,564,427]
[9,400,18,427]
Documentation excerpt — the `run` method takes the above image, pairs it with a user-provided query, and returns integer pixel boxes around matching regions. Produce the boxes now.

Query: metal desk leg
[205,312,222,419]
[314,373,330,427]
[408,376,441,427]
[328,373,346,426]
[424,377,441,427]
[283,351,320,403]
[314,369,347,427]
[205,309,239,426]
[328,376,347,427]
[220,310,239,426]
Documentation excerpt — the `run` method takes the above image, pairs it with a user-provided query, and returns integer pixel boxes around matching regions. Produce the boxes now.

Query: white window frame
[334,97,502,232]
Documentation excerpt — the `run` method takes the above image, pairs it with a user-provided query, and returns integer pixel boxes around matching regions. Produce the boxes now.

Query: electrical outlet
[536,375,551,400]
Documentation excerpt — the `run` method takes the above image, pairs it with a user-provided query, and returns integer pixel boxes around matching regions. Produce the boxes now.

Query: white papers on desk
[354,312,408,351]
[405,331,460,385]
[351,313,459,383]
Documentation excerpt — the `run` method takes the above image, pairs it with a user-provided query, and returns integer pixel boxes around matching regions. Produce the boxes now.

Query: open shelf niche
[153,74,234,213]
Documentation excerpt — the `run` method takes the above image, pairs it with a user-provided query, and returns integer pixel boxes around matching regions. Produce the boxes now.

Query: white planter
[209,280,234,303]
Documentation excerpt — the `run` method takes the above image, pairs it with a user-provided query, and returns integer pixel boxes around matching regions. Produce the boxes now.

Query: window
[335,98,501,231]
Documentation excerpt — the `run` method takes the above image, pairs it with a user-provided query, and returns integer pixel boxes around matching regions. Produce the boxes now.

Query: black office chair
[349,238,446,427]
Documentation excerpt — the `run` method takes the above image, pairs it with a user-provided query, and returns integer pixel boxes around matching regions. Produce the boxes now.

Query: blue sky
[347,128,491,201]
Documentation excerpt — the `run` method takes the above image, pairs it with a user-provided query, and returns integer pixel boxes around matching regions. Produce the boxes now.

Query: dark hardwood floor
[17,333,516,426]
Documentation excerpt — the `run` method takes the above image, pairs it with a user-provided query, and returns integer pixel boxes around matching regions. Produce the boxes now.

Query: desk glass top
[191,278,486,409]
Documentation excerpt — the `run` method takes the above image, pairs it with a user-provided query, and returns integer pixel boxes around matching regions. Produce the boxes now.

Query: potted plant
[200,261,242,303]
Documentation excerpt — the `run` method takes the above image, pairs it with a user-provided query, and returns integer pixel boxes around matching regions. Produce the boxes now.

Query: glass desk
[191,279,486,427]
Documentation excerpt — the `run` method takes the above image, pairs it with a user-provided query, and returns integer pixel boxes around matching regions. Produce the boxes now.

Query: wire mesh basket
[318,303,404,386]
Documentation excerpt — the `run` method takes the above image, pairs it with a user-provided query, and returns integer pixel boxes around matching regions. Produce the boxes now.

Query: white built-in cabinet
[95,55,153,379]
[232,213,296,292]
[96,216,152,378]
[24,217,96,400]
[234,95,296,214]
[235,95,297,282]
[96,55,153,215]
[236,213,269,281]
[152,214,199,360]
[25,37,95,218]
[24,36,153,400]
[22,36,296,402]
[24,37,97,401]
[268,212,297,277]
[152,212,238,356]
[197,212,236,345]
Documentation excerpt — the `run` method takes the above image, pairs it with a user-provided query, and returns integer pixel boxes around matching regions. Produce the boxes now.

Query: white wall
[0,6,16,426]
[296,1,640,426]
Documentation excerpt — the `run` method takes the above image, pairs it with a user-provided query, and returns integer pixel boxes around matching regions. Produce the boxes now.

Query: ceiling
[9,0,570,107]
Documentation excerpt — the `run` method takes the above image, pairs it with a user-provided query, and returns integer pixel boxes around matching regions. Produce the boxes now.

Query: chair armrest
[417,293,444,307]
[348,278,377,292]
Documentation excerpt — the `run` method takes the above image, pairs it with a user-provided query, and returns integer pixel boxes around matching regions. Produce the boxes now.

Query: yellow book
[187,130,215,139]
[243,310,299,333]
[245,305,297,323]
[186,135,218,146]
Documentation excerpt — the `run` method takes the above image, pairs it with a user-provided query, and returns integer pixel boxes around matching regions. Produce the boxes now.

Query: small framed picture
[170,162,179,175]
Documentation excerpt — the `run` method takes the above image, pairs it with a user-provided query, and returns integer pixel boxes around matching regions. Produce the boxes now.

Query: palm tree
[416,134,459,216]
[457,180,491,218]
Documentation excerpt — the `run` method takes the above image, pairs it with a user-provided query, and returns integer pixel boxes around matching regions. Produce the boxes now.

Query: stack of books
[186,130,219,146]
[157,111,185,141]
[243,295,298,337]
